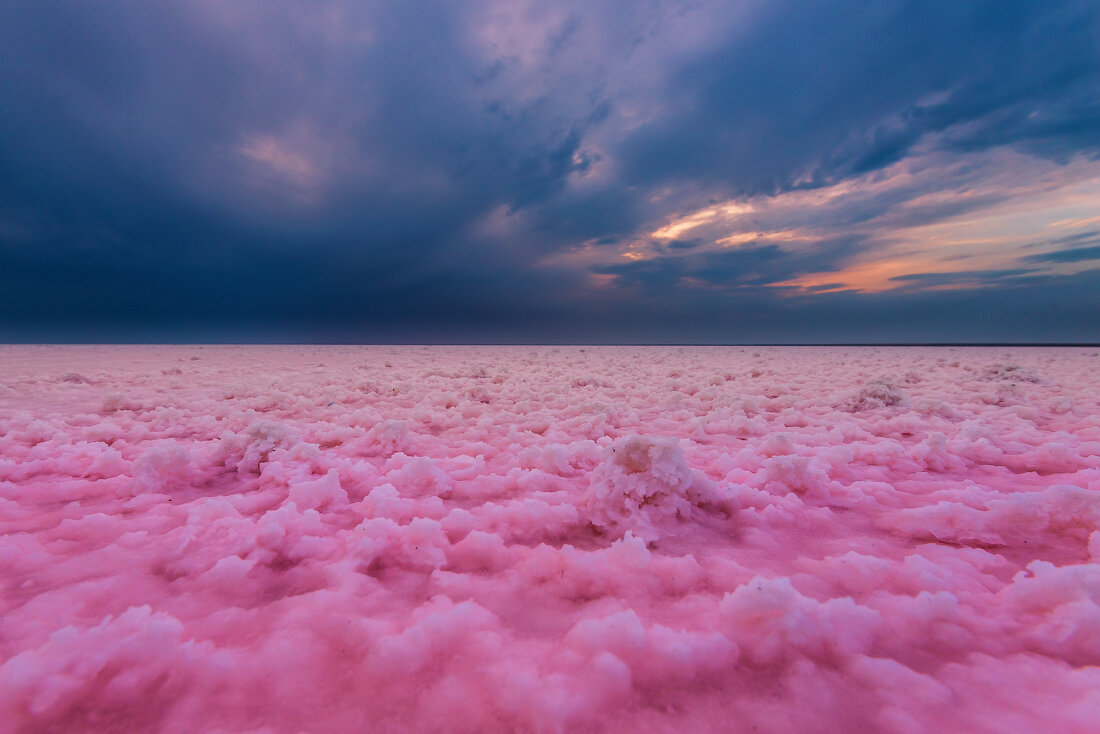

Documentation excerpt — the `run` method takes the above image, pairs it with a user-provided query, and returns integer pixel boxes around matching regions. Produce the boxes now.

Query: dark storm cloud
[0,0,606,333]
[0,0,1098,342]
[618,0,1100,193]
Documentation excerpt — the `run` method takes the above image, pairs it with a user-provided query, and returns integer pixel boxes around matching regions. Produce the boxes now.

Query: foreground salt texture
[1,346,1099,733]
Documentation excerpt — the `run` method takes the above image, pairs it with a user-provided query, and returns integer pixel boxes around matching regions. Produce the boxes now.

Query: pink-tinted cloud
[238,134,323,189]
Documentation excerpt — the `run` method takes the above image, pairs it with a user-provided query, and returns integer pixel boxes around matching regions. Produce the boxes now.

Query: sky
[1,0,1099,344]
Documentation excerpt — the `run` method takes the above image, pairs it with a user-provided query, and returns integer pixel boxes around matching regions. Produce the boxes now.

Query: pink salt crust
[1,345,1099,733]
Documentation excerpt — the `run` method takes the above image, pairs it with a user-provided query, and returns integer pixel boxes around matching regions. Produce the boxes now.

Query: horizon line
[3,342,1099,348]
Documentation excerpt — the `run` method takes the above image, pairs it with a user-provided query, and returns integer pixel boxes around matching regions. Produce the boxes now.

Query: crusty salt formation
[0,345,1098,734]
[840,379,909,412]
[584,434,730,540]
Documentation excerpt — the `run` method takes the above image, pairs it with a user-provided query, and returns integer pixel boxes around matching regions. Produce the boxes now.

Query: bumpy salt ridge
[1,345,1098,733]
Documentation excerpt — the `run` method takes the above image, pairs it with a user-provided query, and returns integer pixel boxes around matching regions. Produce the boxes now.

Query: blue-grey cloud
[1022,244,1100,264]
[1018,230,1100,264]
[592,235,865,291]
[617,1,1100,193]
[889,269,1038,288]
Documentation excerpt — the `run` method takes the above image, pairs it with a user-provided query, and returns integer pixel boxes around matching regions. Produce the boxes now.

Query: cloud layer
[1,1,1098,340]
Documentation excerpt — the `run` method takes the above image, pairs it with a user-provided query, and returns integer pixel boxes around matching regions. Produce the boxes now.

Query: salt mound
[981,363,1041,383]
[584,435,725,539]
[840,380,908,412]
[132,444,191,494]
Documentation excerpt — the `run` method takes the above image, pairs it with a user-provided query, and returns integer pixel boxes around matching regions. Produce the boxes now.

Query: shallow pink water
[1,345,1098,733]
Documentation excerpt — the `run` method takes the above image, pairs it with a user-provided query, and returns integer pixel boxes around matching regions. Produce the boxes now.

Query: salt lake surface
[1,345,1098,733]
